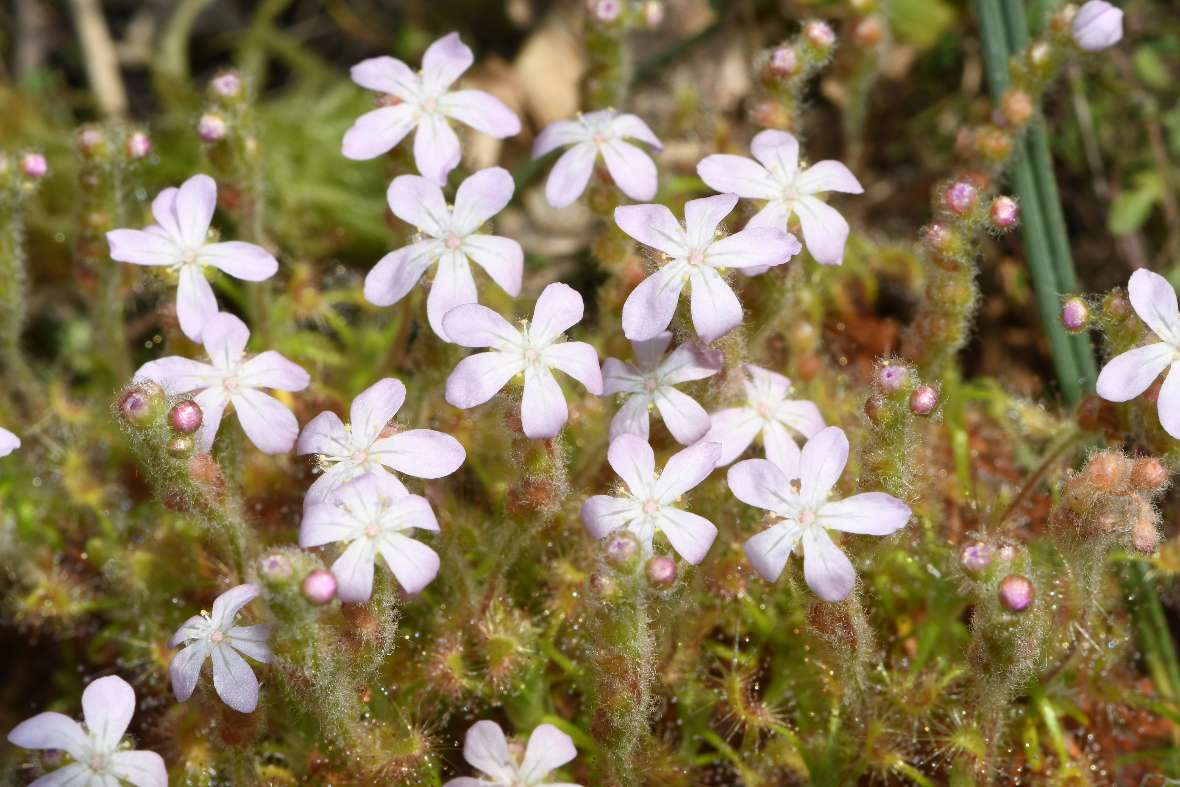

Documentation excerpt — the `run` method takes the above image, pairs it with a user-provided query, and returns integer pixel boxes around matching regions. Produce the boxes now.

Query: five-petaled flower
[581,434,721,564]
[0,427,19,457]
[106,173,278,342]
[366,167,523,340]
[444,282,603,439]
[169,583,272,714]
[1096,268,1180,439]
[615,193,801,343]
[702,364,825,466]
[7,675,167,787]
[300,472,441,602]
[443,720,581,787]
[533,109,663,208]
[342,32,521,184]
[136,312,309,454]
[602,332,722,444]
[697,130,863,266]
[727,426,911,602]
[298,377,466,506]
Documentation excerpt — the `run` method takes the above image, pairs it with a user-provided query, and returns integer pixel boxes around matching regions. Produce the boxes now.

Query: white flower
[728,426,911,601]
[297,377,466,506]
[702,364,825,466]
[135,312,309,454]
[581,434,721,564]
[1071,0,1123,51]
[0,427,19,457]
[300,472,441,602]
[169,584,272,714]
[697,130,863,266]
[7,675,167,787]
[443,720,581,787]
[602,332,722,444]
[444,282,603,439]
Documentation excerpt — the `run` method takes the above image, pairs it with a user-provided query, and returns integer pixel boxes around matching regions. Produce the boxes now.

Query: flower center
[687,249,706,266]
[592,132,607,146]
[524,347,541,364]
[351,449,369,464]
[223,376,239,391]
[444,234,462,250]
[754,402,771,419]
[210,630,226,644]
[782,183,799,202]
[181,248,198,265]
[89,755,107,773]
[421,97,438,113]
[799,509,817,526]
[642,499,660,516]
[643,377,659,393]
[365,523,380,538]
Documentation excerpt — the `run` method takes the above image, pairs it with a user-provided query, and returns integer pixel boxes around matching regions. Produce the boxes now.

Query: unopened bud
[923,222,954,253]
[1131,505,1161,554]
[1029,41,1051,67]
[944,180,978,215]
[999,574,1035,612]
[117,382,164,426]
[646,555,677,587]
[302,570,337,605]
[1071,0,1123,52]
[1000,90,1034,127]
[1085,451,1128,492]
[590,0,622,22]
[1060,296,1090,333]
[168,400,203,434]
[803,20,836,48]
[959,541,993,573]
[642,0,665,28]
[126,131,151,160]
[852,16,883,47]
[1130,457,1169,492]
[167,435,195,457]
[260,553,292,579]
[76,127,107,157]
[19,153,47,179]
[909,385,939,416]
[605,532,641,567]
[876,363,910,394]
[211,70,244,98]
[198,113,228,142]
[989,196,1019,229]
[769,46,799,78]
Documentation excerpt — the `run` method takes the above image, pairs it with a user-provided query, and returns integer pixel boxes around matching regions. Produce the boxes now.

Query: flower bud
[876,363,909,394]
[989,196,1019,229]
[642,0,665,28]
[167,435,195,457]
[1029,42,1052,67]
[605,532,641,567]
[999,574,1034,612]
[851,16,883,47]
[768,46,799,78]
[1131,506,1160,555]
[19,153,47,179]
[260,553,292,579]
[126,131,151,160]
[302,570,337,605]
[117,382,164,426]
[922,222,954,253]
[1071,0,1123,51]
[646,555,677,587]
[959,541,993,573]
[76,127,107,157]
[909,385,939,416]
[1085,451,1129,492]
[198,113,228,142]
[1130,457,1168,492]
[803,20,836,49]
[1060,296,1090,333]
[944,181,978,216]
[590,0,622,22]
[168,400,204,434]
[210,70,244,98]
[863,396,884,425]
[1000,90,1034,127]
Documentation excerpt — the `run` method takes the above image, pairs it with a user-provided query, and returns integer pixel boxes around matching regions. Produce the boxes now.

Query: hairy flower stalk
[861,360,931,498]
[0,152,42,408]
[751,22,837,133]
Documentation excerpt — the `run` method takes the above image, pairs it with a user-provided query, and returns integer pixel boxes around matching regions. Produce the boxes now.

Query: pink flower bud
[876,363,909,393]
[923,222,954,253]
[211,71,244,98]
[642,0,665,28]
[1071,0,1123,51]
[198,113,228,142]
[168,400,204,434]
[959,541,993,573]
[260,553,292,579]
[302,569,337,605]
[989,196,1018,229]
[769,46,799,77]
[117,382,163,426]
[167,435,195,457]
[19,153,47,179]
[605,532,640,566]
[590,0,622,22]
[804,20,836,48]
[998,574,1034,612]
[944,181,978,215]
[76,128,107,157]
[909,385,939,416]
[646,555,677,587]
[126,131,151,160]
[1060,296,1090,332]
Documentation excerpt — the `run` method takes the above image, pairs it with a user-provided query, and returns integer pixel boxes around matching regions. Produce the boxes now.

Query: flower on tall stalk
[298,377,466,506]
[1097,268,1180,439]
[443,720,581,787]
[0,427,19,456]
[300,472,441,602]
[702,364,825,466]
[135,312,309,454]
[615,194,800,343]
[444,282,603,439]
[7,675,167,786]
[602,332,722,444]
[106,174,278,341]
[581,434,721,564]
[366,167,523,340]
[697,130,863,266]
[727,426,911,601]
[342,32,521,184]
[533,109,663,208]
[169,584,272,713]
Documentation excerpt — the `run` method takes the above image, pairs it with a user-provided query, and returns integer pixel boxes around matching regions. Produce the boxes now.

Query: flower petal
[545,142,597,208]
[462,720,515,781]
[175,174,217,249]
[621,263,687,341]
[799,426,849,507]
[109,750,168,787]
[750,129,799,178]
[545,341,603,394]
[464,235,523,297]
[134,356,219,394]
[211,643,260,713]
[609,113,662,149]
[1095,342,1174,402]
[421,32,473,91]
[601,139,659,202]
[150,186,182,241]
[795,195,850,266]
[533,119,589,157]
[608,434,656,496]
[387,175,450,236]
[364,241,439,308]
[297,412,348,457]
[762,420,803,479]
[7,713,89,760]
[801,528,856,602]
[744,522,802,582]
[684,194,738,248]
[0,427,20,457]
[689,266,743,343]
[210,584,260,630]
[696,154,778,200]
[520,723,577,781]
[452,167,515,234]
[653,386,711,444]
[342,104,419,160]
[414,114,462,186]
[609,393,651,440]
[200,241,278,281]
[230,388,300,454]
[170,641,210,702]
[81,675,135,752]
[442,303,520,348]
[795,160,864,196]
[300,502,357,548]
[201,311,250,369]
[370,429,466,478]
[613,203,687,256]
[660,341,722,384]
[653,440,719,501]
[703,407,763,466]
[1128,268,1180,345]
[775,400,827,439]
[26,763,91,786]
[821,492,911,535]
[632,332,673,368]
[727,458,793,514]
[332,538,377,603]
[603,358,643,395]
[706,227,800,271]
[390,493,441,532]
[427,252,479,340]
[236,351,309,391]
[657,508,717,564]
[350,378,407,445]
[446,351,521,408]
[521,365,568,439]
[377,533,440,594]
[1156,362,1180,439]
[193,387,229,453]
[176,265,219,342]
[581,494,634,539]
[442,90,521,138]
[349,55,418,98]
[106,229,178,266]
[529,282,585,345]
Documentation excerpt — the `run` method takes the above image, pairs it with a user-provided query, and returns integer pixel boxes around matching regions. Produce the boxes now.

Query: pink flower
[1096,269,1180,438]
[366,167,523,340]
[534,109,662,208]
[581,434,720,564]
[300,472,440,602]
[106,174,278,342]
[169,584,271,713]
[444,282,603,439]
[697,130,863,266]
[728,426,911,601]
[7,675,167,787]
[298,377,466,506]
[1072,0,1123,51]
[0,427,19,457]
[444,720,580,787]
[602,332,722,444]
[702,364,825,466]
[342,32,521,184]
[135,312,309,454]
[615,194,800,343]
